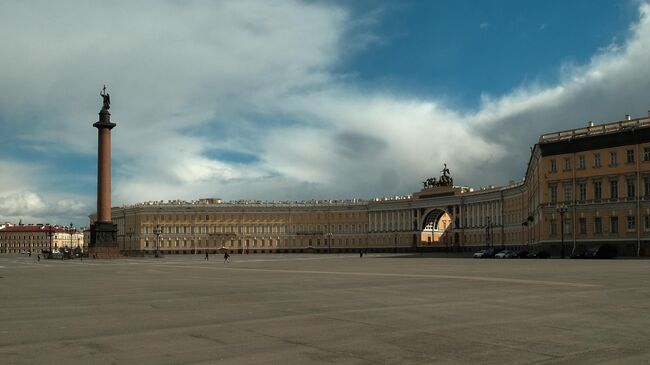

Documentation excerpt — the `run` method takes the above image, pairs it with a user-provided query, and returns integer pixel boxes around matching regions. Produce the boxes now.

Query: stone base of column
[88,246,121,259]
[89,221,121,259]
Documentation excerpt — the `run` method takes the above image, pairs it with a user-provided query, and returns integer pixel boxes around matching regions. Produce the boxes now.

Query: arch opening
[420,208,452,246]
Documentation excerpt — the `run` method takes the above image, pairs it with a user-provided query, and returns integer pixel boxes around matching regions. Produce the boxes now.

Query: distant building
[0,225,84,254]
[97,112,650,256]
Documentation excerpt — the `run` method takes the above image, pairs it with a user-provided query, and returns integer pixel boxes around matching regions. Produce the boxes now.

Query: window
[645,215,650,232]
[610,180,618,200]
[627,179,635,199]
[593,153,601,168]
[578,155,586,169]
[594,217,603,234]
[627,149,635,163]
[609,151,617,166]
[550,185,557,204]
[611,216,618,234]
[564,158,571,171]
[579,218,587,235]
[645,147,650,161]
[645,177,650,197]
[550,159,557,172]
[563,185,572,202]
[578,183,587,202]
[593,181,602,201]
[627,216,636,231]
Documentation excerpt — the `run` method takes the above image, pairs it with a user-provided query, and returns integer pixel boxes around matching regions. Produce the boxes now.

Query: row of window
[0,242,49,248]
[141,223,368,235]
[550,215,645,235]
[143,236,373,248]
[141,211,366,222]
[549,177,648,203]
[0,235,67,240]
[549,147,649,172]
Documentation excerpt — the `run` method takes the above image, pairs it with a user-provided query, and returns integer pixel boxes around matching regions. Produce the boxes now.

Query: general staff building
[102,113,650,256]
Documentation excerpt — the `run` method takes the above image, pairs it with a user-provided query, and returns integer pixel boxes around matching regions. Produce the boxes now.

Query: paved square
[1,254,649,364]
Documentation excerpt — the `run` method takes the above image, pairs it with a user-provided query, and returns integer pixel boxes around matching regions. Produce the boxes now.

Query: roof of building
[539,114,650,144]
[0,225,71,233]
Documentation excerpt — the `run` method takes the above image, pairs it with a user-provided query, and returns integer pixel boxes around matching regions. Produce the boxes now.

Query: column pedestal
[89,222,119,258]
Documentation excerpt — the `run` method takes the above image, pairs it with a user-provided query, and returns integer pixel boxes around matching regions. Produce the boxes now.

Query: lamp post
[68,222,74,258]
[394,232,398,253]
[556,205,568,258]
[485,216,491,249]
[69,222,74,250]
[327,232,332,254]
[47,225,54,253]
[126,228,133,253]
[153,224,162,258]
[521,221,528,249]
[526,215,534,248]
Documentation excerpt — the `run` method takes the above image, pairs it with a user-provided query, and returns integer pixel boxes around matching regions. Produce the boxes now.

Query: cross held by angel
[100,85,110,110]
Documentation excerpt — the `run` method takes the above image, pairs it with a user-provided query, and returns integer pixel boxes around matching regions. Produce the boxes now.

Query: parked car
[570,250,589,259]
[482,248,501,258]
[495,250,517,258]
[588,244,617,259]
[527,250,550,259]
[515,249,530,258]
[473,250,487,258]
[571,245,616,259]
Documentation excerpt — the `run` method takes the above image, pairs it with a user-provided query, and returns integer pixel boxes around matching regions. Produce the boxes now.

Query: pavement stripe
[219,267,600,288]
[144,263,599,288]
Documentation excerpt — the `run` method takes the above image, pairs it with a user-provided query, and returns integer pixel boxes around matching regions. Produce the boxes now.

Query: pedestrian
[224,252,230,263]
[205,251,209,260]
[359,250,363,258]
[37,254,40,262]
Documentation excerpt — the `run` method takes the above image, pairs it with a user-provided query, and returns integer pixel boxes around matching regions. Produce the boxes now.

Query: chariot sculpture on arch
[100,85,110,111]
[422,163,453,188]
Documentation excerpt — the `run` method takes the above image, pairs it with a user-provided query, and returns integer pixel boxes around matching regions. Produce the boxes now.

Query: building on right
[529,113,650,256]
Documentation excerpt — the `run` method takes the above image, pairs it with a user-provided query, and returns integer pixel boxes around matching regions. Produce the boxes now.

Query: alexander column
[89,85,119,258]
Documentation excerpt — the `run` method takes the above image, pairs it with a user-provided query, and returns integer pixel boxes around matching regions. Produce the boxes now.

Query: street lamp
[46,225,54,253]
[327,232,332,254]
[69,222,74,250]
[126,228,133,254]
[556,205,568,258]
[485,216,492,249]
[394,233,398,253]
[153,224,162,258]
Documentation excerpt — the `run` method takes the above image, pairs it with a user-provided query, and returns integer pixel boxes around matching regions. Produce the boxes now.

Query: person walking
[224,252,230,263]
[37,254,40,262]
[205,251,209,261]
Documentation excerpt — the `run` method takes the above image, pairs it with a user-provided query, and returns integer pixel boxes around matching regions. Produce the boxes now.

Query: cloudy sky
[1,0,649,227]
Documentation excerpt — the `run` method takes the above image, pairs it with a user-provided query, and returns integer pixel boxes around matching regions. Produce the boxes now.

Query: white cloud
[0,0,650,225]
[0,192,46,216]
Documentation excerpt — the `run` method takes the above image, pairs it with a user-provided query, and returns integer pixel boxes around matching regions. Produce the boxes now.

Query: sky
[1,0,649,228]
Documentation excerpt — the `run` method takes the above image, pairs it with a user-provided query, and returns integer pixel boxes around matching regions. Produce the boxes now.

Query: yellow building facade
[104,113,650,256]
[0,225,84,254]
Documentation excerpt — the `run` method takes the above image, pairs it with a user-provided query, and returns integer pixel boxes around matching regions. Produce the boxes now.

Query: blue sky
[0,0,649,227]
[339,0,638,108]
